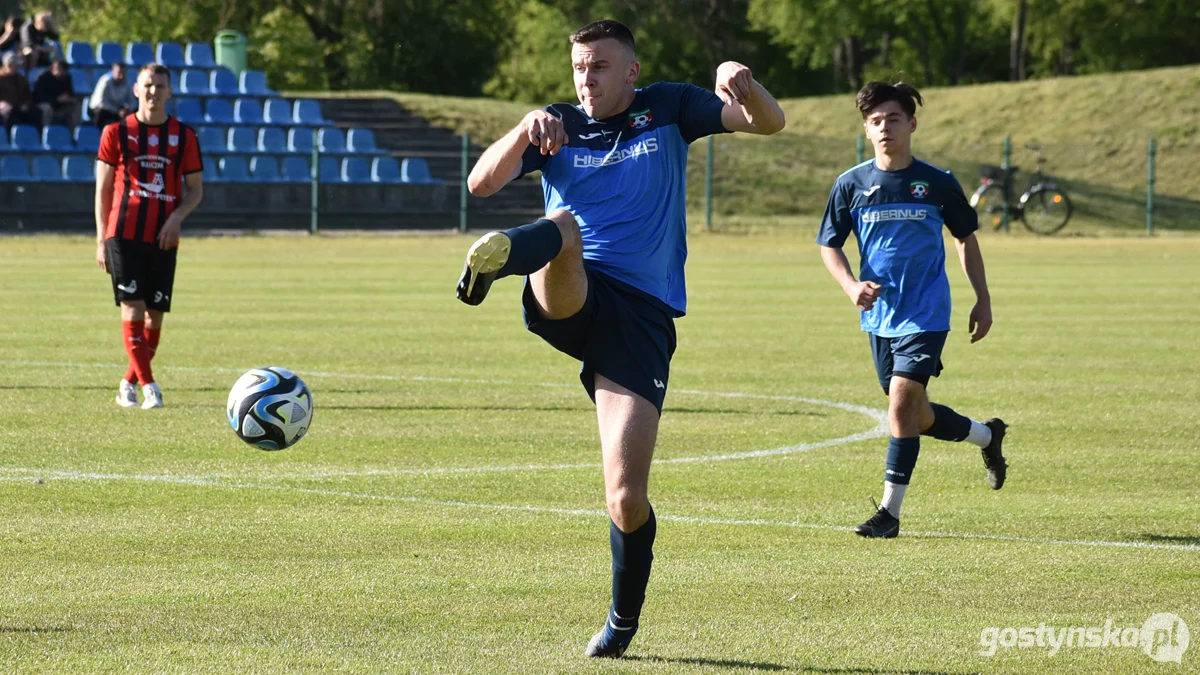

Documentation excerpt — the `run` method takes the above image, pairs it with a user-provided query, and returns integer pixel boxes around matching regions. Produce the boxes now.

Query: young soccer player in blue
[456,19,785,658]
[818,82,1009,539]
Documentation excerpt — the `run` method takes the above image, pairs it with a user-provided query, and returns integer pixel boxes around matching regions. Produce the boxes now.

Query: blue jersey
[520,82,727,316]
[817,158,978,338]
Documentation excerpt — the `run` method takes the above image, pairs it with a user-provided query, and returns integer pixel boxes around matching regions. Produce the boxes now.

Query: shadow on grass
[0,625,73,634]
[1140,534,1200,546]
[317,404,826,416]
[626,656,977,674]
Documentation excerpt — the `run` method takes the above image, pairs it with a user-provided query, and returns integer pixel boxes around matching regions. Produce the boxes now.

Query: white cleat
[141,383,163,409]
[116,380,139,407]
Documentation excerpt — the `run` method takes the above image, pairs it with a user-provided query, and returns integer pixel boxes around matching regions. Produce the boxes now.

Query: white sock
[965,420,992,448]
[881,481,907,518]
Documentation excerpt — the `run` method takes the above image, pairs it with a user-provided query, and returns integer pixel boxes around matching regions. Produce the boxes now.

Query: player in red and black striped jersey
[95,63,203,409]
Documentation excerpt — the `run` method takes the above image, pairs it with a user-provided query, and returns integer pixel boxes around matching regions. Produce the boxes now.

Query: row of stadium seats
[172,98,329,127]
[0,154,440,185]
[1,125,383,156]
[68,67,277,98]
[65,41,221,71]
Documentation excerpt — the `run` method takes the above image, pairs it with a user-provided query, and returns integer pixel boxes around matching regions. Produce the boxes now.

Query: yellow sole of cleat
[465,232,511,296]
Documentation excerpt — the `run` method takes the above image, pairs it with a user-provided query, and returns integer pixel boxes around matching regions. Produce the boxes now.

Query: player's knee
[545,208,581,258]
[606,487,648,528]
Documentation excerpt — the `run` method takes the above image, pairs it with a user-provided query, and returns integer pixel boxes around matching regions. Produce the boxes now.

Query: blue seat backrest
[317,128,345,153]
[371,157,401,183]
[156,42,187,69]
[234,98,264,125]
[185,43,215,68]
[281,157,311,182]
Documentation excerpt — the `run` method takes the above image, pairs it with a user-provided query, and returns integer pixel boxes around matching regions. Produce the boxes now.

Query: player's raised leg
[585,374,658,659]
[918,390,1007,488]
[456,209,578,306]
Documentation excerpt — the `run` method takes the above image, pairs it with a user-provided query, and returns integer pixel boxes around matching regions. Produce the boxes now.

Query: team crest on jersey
[168,135,178,147]
[909,180,930,198]
[148,134,159,147]
[627,108,653,129]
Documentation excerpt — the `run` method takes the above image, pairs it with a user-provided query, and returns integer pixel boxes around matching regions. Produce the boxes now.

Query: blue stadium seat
[257,127,286,154]
[280,157,311,183]
[80,105,92,124]
[318,157,342,183]
[70,69,93,96]
[233,98,264,126]
[0,155,30,181]
[0,131,9,153]
[293,99,329,126]
[346,128,385,155]
[11,125,43,153]
[204,98,235,125]
[401,158,441,184]
[32,155,64,181]
[199,126,227,154]
[96,42,124,66]
[74,126,101,154]
[66,41,97,67]
[180,70,210,96]
[210,68,238,96]
[202,161,221,183]
[317,128,345,154]
[29,67,46,85]
[219,156,250,182]
[174,98,204,125]
[286,128,313,154]
[63,155,95,182]
[185,43,215,69]
[42,125,74,152]
[156,42,187,69]
[263,98,293,126]
[341,157,371,184]
[226,127,257,154]
[126,42,154,67]
[238,70,277,97]
[249,156,280,182]
[371,157,401,183]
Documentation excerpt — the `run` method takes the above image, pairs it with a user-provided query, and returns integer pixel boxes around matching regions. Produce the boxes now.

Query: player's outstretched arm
[715,61,785,136]
[821,245,880,311]
[468,109,566,198]
[954,233,993,342]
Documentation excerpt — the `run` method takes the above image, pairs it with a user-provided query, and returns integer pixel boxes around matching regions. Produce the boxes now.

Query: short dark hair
[856,81,924,118]
[138,63,170,80]
[570,19,636,56]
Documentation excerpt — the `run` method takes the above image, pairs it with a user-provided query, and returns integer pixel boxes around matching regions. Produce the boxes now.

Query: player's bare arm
[715,61,785,135]
[954,233,992,343]
[467,109,566,198]
[94,161,116,272]
[158,172,203,250]
[820,245,881,311]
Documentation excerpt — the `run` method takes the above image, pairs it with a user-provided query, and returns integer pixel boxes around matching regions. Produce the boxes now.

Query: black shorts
[105,238,178,312]
[869,331,947,394]
[522,266,677,413]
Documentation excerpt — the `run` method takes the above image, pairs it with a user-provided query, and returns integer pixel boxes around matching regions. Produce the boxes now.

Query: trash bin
[214,30,248,75]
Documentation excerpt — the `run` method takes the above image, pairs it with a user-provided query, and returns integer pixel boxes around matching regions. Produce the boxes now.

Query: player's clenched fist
[846,280,882,311]
[522,109,568,156]
[715,61,754,106]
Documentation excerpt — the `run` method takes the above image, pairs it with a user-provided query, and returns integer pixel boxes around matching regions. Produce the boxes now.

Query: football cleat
[584,609,638,659]
[854,504,900,539]
[981,418,1008,490]
[455,231,511,306]
[141,383,163,409]
[116,380,139,407]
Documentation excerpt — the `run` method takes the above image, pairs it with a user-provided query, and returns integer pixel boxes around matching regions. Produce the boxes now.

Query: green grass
[1,233,1198,672]
[305,65,1200,233]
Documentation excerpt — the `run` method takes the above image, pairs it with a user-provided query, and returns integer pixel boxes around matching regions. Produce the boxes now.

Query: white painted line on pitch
[5,468,1199,553]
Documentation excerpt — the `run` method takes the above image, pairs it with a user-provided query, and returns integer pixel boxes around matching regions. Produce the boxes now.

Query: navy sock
[884,437,920,485]
[610,506,656,622]
[495,218,563,279]
[922,402,972,442]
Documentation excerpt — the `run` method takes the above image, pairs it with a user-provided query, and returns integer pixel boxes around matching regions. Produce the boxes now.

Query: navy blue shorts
[869,331,947,394]
[523,266,676,413]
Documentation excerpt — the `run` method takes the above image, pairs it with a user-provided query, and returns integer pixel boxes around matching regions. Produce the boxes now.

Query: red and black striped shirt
[98,115,203,243]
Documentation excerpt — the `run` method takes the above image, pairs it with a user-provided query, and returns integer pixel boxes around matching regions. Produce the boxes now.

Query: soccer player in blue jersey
[817,81,1008,539]
[456,19,785,658]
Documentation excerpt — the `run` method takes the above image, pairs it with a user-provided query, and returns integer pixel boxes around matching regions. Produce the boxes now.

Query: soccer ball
[227,367,313,450]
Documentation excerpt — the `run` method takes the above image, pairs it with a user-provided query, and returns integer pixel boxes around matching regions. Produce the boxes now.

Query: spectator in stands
[34,59,77,127]
[0,51,37,128]
[0,15,22,54]
[90,62,134,127]
[19,11,58,69]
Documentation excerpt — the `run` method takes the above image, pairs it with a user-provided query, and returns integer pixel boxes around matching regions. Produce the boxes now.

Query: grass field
[1,233,1198,673]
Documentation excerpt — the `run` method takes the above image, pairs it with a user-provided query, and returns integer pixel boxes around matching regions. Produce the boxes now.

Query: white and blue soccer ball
[227,367,313,450]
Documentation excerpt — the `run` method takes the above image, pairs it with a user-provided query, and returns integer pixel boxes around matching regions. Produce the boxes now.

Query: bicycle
[969,143,1073,235]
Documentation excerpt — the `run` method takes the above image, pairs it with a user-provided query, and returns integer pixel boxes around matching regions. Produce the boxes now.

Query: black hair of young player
[856,81,924,118]
[570,19,636,56]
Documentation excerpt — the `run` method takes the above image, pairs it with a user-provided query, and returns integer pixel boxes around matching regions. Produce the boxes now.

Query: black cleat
[455,231,511,306]
[854,504,900,538]
[981,418,1008,490]
[583,610,638,659]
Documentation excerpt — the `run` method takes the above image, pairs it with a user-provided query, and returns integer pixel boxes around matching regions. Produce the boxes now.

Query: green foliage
[483,0,576,103]
[249,7,329,91]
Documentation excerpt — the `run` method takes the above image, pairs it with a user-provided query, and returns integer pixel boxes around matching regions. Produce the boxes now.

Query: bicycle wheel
[970,183,1007,230]
[1019,184,1073,235]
